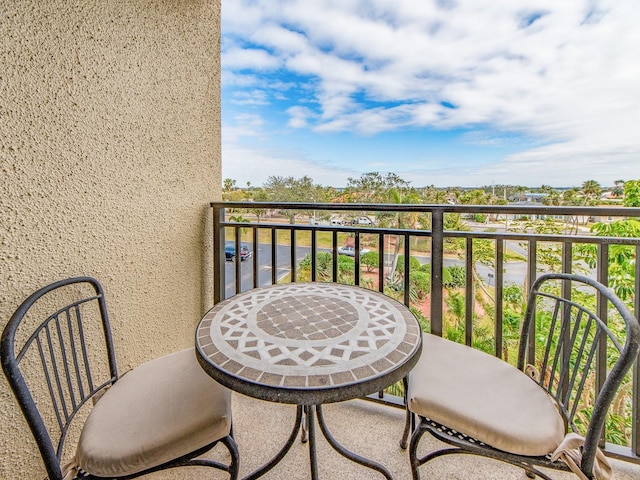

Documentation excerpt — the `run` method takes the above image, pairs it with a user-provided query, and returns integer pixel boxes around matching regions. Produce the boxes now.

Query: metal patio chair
[401,273,640,480]
[1,276,239,480]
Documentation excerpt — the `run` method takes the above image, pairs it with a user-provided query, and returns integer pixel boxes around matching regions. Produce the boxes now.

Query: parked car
[351,216,374,226]
[337,245,371,257]
[225,242,252,261]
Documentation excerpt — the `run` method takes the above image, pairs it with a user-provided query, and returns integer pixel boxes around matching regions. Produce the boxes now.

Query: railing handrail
[211,200,640,218]
[216,219,640,246]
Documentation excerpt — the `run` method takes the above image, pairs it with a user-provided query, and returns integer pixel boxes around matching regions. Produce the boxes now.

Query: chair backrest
[518,273,640,476]
[1,277,118,480]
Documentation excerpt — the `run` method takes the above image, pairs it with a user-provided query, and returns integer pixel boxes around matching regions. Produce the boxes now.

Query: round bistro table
[195,282,422,480]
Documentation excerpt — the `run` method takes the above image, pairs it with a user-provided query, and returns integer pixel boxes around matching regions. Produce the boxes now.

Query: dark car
[225,242,252,261]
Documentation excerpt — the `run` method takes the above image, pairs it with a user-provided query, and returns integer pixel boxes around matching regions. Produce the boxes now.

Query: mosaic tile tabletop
[196,282,422,404]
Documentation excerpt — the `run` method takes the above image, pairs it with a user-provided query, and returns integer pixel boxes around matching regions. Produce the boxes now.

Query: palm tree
[383,187,421,280]
[612,180,625,197]
[581,180,602,203]
[223,178,236,193]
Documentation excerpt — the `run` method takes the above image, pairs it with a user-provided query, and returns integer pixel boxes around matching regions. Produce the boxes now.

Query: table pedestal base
[242,404,394,480]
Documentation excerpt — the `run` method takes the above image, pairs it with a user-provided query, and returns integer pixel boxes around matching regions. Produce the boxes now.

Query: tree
[581,180,602,203]
[229,214,250,236]
[459,189,491,205]
[421,185,449,204]
[515,219,568,275]
[379,185,421,281]
[443,213,470,253]
[612,180,625,198]
[246,189,269,222]
[624,179,640,207]
[576,219,640,302]
[542,190,561,206]
[360,251,379,273]
[223,178,236,194]
[344,172,411,204]
[344,172,418,281]
[562,188,580,205]
[296,253,357,284]
[262,175,326,223]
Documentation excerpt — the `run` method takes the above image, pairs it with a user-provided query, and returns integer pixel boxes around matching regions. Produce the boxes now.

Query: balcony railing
[211,201,640,464]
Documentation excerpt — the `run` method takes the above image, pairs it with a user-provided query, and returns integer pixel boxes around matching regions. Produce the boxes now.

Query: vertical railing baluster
[311,229,317,282]
[291,229,297,282]
[495,239,504,358]
[213,205,225,304]
[465,237,474,347]
[332,231,338,282]
[271,229,277,285]
[562,241,572,274]
[403,233,410,307]
[527,239,538,366]
[430,209,444,337]
[378,233,385,293]
[234,232,241,294]
[633,244,640,456]
[596,243,609,446]
[354,232,361,286]
[252,227,259,289]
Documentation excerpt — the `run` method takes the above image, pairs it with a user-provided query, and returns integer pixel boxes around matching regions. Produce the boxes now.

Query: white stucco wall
[0,1,221,477]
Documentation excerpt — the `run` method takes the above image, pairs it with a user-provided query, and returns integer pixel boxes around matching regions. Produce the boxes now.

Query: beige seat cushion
[77,348,232,477]
[407,334,565,456]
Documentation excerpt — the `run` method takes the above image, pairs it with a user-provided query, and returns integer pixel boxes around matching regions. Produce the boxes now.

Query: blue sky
[221,0,640,188]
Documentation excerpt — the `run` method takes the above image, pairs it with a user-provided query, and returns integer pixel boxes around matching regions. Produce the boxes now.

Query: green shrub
[410,271,431,298]
[360,251,379,272]
[395,255,421,273]
[443,265,466,288]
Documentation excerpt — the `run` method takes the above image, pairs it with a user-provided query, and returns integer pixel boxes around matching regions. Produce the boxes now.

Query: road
[224,243,317,298]
[411,254,528,287]
[225,243,530,298]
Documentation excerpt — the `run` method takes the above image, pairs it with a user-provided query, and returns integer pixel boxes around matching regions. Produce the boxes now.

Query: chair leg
[408,421,429,480]
[400,377,411,449]
[400,407,412,449]
[222,435,240,480]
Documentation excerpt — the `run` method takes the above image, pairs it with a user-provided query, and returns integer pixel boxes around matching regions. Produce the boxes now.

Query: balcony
[211,201,640,474]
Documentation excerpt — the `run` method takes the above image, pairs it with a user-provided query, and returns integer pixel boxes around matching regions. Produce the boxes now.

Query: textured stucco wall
[0,1,221,477]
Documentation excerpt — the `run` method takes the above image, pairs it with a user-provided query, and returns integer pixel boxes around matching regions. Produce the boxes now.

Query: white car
[337,246,371,257]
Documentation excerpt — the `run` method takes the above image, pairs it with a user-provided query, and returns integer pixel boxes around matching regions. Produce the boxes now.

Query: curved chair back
[518,273,640,477]
[1,277,118,480]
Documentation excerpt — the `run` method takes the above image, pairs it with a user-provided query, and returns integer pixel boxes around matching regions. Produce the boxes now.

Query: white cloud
[222,47,280,71]
[230,90,270,106]
[222,114,267,143]
[222,0,640,186]
[286,106,316,128]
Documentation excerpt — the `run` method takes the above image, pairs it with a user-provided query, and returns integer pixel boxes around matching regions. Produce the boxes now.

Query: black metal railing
[211,201,640,463]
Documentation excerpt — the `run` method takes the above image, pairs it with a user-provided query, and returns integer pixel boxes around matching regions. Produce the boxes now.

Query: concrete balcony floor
[199,393,640,480]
